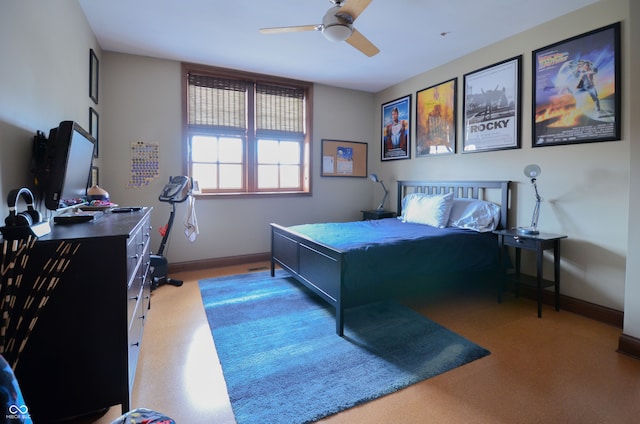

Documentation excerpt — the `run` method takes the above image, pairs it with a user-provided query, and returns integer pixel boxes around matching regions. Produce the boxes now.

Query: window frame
[182,63,313,197]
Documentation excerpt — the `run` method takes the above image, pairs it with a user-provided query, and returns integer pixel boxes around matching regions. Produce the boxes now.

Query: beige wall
[1,0,639,336]
[0,0,101,212]
[100,53,376,262]
[623,1,640,338]
[372,0,631,313]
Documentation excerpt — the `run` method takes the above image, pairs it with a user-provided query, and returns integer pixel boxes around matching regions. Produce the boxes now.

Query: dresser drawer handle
[131,342,140,347]
[129,295,139,301]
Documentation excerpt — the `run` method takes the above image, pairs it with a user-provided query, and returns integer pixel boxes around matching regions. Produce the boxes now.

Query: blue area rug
[199,270,490,424]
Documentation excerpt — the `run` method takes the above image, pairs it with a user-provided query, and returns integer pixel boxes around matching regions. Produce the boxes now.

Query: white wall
[371,0,631,312]
[99,53,376,262]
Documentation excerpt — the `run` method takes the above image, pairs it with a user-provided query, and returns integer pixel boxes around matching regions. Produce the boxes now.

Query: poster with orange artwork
[416,78,457,156]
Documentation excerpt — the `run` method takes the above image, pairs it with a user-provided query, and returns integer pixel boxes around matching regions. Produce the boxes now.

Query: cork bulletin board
[321,139,368,178]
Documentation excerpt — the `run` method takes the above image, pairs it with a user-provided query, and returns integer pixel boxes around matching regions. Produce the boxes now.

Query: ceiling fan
[259,0,380,57]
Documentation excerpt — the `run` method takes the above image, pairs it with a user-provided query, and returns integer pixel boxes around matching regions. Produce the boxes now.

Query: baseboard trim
[618,333,640,359]
[168,252,271,274]
[515,285,623,328]
[172,255,631,351]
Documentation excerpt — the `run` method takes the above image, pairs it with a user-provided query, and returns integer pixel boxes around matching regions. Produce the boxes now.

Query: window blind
[187,74,247,131]
[256,83,305,139]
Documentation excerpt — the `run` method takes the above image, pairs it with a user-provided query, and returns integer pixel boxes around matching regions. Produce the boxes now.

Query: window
[184,65,312,195]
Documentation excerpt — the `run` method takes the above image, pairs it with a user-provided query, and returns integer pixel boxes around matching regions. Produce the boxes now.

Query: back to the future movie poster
[533,22,620,147]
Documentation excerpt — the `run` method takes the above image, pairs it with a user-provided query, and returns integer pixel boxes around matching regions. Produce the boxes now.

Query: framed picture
[89,107,99,158]
[532,22,621,147]
[381,95,411,160]
[321,139,368,177]
[89,49,99,104]
[463,55,522,153]
[416,78,457,156]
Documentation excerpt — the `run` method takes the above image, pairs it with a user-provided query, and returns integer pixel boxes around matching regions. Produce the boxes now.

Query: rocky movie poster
[463,57,520,152]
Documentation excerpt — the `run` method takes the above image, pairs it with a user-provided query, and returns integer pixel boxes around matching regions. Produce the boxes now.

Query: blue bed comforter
[288,218,498,291]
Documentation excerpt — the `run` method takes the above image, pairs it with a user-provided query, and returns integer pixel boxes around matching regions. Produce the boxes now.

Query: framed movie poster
[381,95,411,161]
[463,55,522,153]
[532,22,621,147]
[416,78,457,156]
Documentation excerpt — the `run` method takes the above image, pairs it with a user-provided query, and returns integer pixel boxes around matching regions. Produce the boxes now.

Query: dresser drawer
[127,215,151,324]
[126,238,142,284]
[128,299,145,390]
[127,269,144,325]
[126,223,148,283]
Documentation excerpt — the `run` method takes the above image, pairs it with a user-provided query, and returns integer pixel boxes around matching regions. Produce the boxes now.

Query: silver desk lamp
[370,174,388,211]
[519,164,543,235]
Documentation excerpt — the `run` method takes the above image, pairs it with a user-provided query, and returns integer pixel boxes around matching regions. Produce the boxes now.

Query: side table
[494,229,567,318]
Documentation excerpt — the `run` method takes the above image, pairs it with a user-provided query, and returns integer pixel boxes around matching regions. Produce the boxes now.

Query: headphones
[5,187,42,227]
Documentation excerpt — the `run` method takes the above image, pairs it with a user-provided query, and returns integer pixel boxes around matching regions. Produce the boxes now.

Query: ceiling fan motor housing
[322,5,353,42]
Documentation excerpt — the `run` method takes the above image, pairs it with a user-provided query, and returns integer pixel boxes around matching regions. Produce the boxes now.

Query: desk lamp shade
[370,174,389,211]
[519,164,543,235]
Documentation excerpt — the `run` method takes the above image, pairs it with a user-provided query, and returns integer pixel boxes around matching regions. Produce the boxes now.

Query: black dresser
[13,208,153,422]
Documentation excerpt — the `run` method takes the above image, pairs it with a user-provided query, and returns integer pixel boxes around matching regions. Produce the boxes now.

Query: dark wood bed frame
[270,180,511,336]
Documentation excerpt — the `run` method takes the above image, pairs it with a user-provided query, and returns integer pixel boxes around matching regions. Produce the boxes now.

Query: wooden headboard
[396,180,511,230]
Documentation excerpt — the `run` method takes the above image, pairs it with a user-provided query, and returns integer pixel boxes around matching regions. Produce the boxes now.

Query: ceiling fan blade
[338,0,372,22]
[259,25,319,34]
[346,28,379,57]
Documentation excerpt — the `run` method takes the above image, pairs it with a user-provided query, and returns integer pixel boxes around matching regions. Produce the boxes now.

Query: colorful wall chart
[128,141,159,188]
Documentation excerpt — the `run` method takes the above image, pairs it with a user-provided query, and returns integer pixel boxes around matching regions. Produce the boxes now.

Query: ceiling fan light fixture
[323,24,353,42]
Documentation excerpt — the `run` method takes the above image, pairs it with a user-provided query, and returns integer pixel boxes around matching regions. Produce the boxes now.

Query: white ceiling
[78,0,598,93]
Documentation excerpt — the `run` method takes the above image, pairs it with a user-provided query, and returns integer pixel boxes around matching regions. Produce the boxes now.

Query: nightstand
[361,210,396,220]
[494,229,567,318]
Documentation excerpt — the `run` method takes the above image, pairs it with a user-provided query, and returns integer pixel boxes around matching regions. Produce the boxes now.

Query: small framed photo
[532,22,621,147]
[416,78,457,156]
[89,49,99,104]
[463,55,522,153]
[90,107,99,157]
[381,95,411,161]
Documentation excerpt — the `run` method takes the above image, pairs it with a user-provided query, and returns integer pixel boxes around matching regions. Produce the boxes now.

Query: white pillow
[401,192,454,228]
[447,198,501,232]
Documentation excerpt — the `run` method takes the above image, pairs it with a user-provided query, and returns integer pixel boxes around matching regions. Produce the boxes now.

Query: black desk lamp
[519,164,543,235]
[370,173,388,211]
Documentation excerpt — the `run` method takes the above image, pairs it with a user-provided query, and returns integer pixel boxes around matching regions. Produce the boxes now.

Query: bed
[270,180,511,336]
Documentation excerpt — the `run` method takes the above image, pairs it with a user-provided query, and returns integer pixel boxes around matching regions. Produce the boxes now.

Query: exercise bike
[150,176,192,290]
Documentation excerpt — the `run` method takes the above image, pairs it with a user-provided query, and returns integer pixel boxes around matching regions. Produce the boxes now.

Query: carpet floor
[199,270,490,424]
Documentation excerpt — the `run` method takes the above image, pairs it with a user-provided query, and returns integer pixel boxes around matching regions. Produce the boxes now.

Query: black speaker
[5,187,42,227]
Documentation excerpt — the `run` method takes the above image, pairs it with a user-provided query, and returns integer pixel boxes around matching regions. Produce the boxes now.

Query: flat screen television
[43,121,96,211]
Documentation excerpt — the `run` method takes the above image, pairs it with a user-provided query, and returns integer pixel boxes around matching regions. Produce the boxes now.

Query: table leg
[498,236,504,303]
[536,245,544,318]
[515,248,521,298]
[554,241,561,311]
